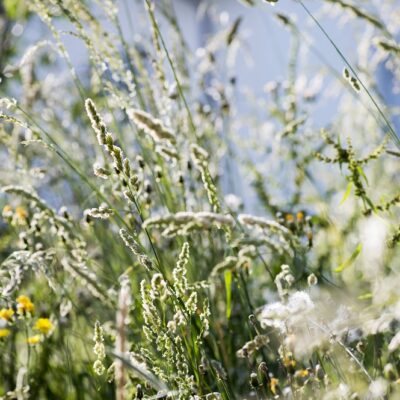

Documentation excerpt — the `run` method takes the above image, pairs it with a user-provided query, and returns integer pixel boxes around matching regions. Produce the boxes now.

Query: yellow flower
[296,369,309,378]
[296,211,304,222]
[2,204,13,218]
[0,328,11,338]
[16,295,35,315]
[27,335,41,345]
[15,206,28,223]
[0,308,14,322]
[283,355,296,369]
[270,377,280,395]
[294,369,310,387]
[285,213,294,223]
[34,318,53,335]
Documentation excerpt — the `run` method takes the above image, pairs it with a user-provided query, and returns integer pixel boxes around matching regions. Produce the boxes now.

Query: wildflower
[0,308,14,322]
[285,213,294,223]
[282,355,296,370]
[16,295,34,315]
[2,204,13,218]
[15,206,28,223]
[0,328,11,338]
[34,318,53,335]
[294,369,310,386]
[27,335,41,345]
[296,211,304,222]
[270,377,280,395]
[297,370,310,378]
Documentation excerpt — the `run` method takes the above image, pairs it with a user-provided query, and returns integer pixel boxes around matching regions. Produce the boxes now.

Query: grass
[0,0,399,399]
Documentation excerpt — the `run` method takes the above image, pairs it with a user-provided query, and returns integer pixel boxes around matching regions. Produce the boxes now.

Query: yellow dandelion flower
[34,318,53,335]
[0,308,14,322]
[27,335,41,345]
[17,295,35,315]
[0,328,11,338]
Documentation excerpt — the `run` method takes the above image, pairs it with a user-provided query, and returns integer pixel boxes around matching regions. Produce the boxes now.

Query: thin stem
[296,0,400,149]
[144,0,198,140]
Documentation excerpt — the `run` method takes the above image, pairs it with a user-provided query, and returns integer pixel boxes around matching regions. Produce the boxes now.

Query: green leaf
[335,243,362,272]
[364,196,376,212]
[357,165,369,185]
[224,270,232,320]
[340,182,353,205]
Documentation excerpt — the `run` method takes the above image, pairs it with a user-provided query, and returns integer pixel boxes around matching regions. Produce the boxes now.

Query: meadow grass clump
[0,0,400,399]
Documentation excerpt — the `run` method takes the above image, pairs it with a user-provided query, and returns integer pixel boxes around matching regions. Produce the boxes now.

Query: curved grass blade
[296,0,400,150]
